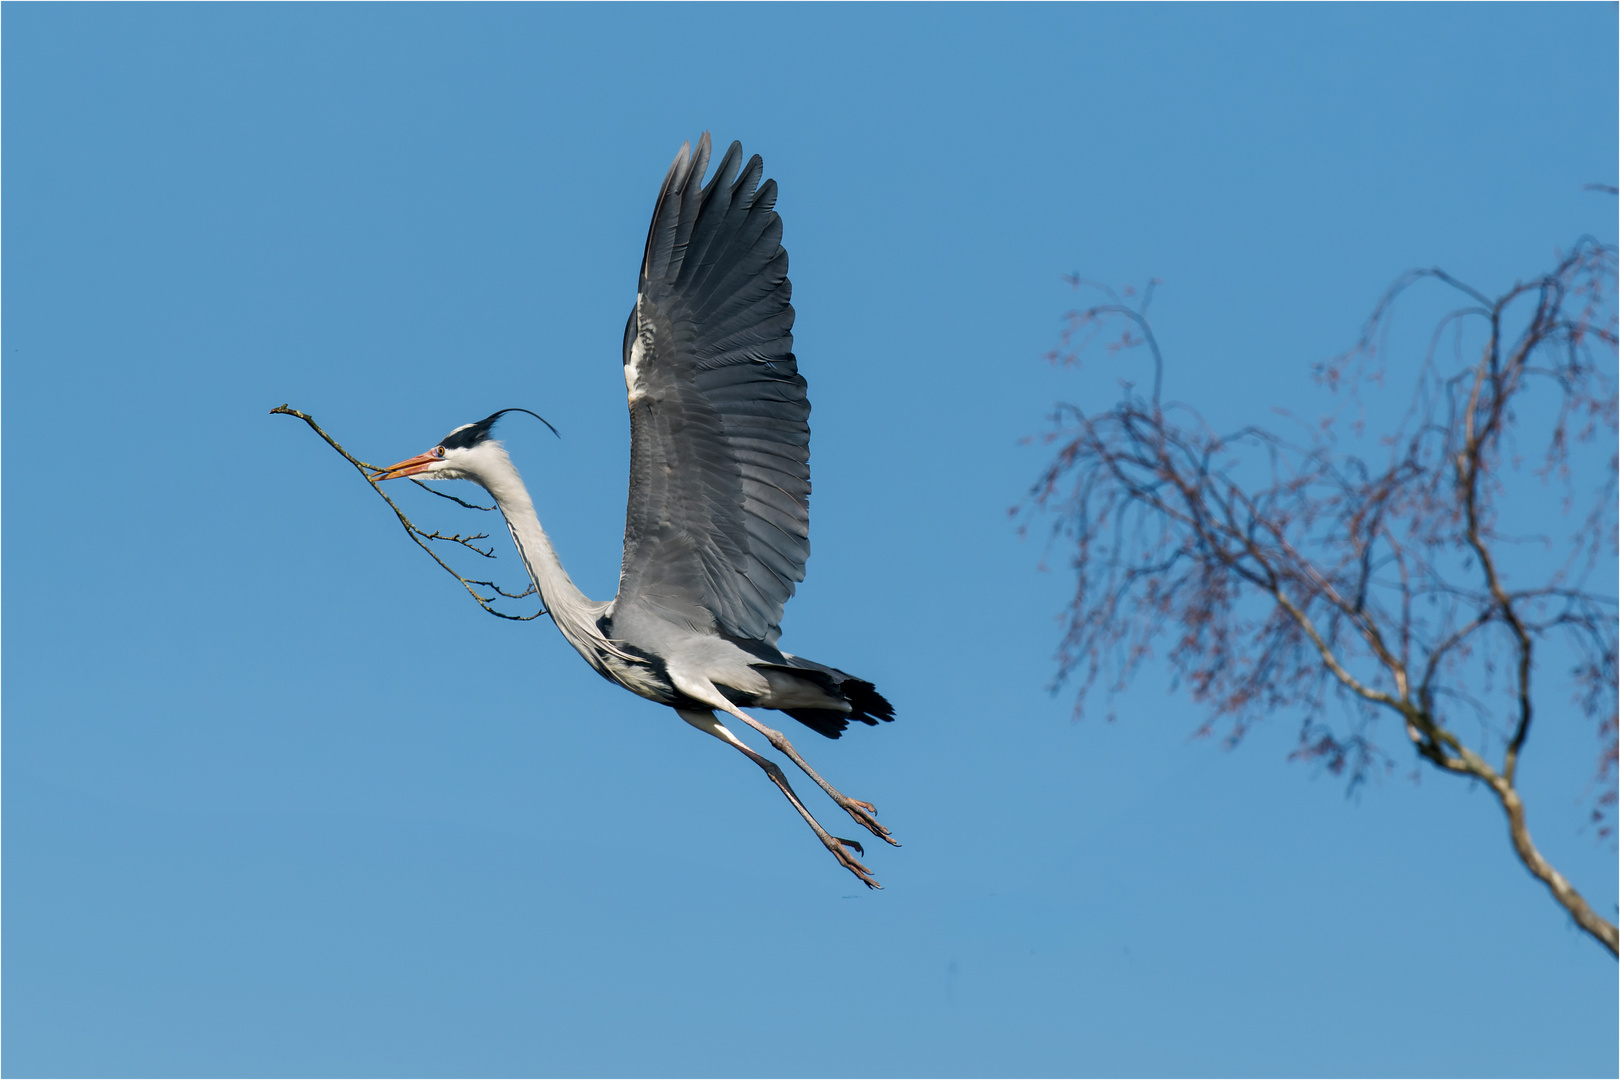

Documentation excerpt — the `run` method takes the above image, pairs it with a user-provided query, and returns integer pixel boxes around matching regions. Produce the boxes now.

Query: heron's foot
[837,796,900,847]
[826,835,881,889]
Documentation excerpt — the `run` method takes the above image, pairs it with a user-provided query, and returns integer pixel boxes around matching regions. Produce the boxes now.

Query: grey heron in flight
[373,134,897,887]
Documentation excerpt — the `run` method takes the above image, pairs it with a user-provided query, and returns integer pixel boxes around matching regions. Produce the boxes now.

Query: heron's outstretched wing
[613,134,809,645]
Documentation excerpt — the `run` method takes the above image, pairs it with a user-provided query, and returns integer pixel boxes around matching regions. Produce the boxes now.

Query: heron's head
[372,409,556,486]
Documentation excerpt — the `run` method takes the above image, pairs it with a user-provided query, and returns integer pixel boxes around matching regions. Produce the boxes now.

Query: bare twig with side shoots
[270,404,545,621]
[1024,238,1618,956]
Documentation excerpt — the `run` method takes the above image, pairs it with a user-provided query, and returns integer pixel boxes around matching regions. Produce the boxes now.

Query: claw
[831,844,882,889]
[838,796,901,847]
[835,836,865,857]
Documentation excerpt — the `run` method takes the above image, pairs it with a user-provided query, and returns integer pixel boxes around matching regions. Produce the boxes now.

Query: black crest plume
[440,408,559,450]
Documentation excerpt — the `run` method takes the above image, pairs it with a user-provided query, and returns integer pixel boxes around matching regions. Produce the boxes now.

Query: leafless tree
[1023,237,1619,955]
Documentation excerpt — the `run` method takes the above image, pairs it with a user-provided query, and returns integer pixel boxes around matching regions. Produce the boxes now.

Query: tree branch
[1027,244,1619,955]
[269,404,547,622]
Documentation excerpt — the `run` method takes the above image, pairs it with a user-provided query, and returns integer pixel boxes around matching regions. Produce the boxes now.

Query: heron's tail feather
[781,707,852,739]
[773,667,896,740]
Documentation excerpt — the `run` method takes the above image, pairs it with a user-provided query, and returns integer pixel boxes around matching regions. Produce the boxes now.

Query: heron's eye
[435,446,446,457]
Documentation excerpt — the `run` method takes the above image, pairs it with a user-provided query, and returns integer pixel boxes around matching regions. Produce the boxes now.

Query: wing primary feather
[616,135,811,644]
[642,140,693,284]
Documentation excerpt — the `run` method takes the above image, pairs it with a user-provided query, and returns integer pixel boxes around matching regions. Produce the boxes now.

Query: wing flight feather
[614,134,810,644]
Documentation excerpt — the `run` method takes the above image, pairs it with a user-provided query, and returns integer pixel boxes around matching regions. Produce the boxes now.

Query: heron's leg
[675,709,882,889]
[713,702,899,848]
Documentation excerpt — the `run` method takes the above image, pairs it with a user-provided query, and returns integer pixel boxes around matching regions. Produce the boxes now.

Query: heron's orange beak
[372,451,441,483]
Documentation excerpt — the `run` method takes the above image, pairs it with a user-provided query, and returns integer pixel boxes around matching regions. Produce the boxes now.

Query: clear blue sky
[5,5,1615,1076]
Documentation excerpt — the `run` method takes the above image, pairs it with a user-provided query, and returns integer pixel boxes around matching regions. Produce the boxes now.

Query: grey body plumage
[376,135,898,886]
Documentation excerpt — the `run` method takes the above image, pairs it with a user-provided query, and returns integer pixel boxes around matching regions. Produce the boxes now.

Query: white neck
[467,444,613,668]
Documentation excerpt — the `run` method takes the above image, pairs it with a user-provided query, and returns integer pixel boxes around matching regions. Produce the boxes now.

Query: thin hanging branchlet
[1023,238,1619,956]
[270,404,546,621]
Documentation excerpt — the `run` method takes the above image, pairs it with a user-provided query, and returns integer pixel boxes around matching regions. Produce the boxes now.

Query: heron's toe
[839,798,900,847]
